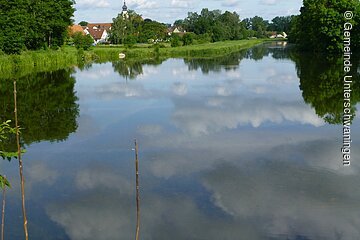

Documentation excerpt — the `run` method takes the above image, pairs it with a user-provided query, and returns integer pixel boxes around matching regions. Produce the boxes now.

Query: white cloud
[171,0,191,8]
[222,0,240,8]
[259,0,279,6]
[76,0,110,8]
[129,0,158,9]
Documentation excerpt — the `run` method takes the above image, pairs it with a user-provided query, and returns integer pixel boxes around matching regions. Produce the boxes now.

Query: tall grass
[0,49,79,80]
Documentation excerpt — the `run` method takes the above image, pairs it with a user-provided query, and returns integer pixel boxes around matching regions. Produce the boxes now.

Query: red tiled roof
[69,25,85,35]
[87,28,105,40]
[87,23,112,31]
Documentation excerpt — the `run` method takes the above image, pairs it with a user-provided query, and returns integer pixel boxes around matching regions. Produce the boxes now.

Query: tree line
[110,8,294,46]
[0,0,359,54]
[0,0,75,54]
[110,0,360,53]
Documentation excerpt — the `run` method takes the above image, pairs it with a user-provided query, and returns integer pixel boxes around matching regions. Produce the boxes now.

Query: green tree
[73,32,94,50]
[173,19,184,27]
[291,0,360,53]
[250,16,269,38]
[183,8,248,42]
[79,21,88,26]
[219,11,245,40]
[137,20,167,43]
[182,33,195,45]
[268,16,294,33]
[0,0,28,54]
[0,0,75,53]
[110,10,142,44]
[171,34,182,47]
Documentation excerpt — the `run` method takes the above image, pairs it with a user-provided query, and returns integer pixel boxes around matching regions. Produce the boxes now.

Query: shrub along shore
[0,39,267,80]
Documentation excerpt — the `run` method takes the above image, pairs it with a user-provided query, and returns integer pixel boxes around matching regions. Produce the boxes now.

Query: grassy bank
[93,39,267,60]
[0,49,79,79]
[0,39,267,79]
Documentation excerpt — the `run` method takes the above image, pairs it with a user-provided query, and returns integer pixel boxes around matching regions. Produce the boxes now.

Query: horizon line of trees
[108,0,360,54]
[109,8,295,47]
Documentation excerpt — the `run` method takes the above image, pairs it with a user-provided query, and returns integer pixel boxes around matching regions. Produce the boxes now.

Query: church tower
[122,1,129,19]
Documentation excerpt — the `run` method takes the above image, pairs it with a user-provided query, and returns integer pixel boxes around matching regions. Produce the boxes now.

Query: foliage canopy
[290,0,360,53]
[0,0,75,54]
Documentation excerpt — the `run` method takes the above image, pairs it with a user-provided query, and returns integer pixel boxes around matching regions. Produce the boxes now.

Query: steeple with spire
[122,1,127,12]
[121,1,129,19]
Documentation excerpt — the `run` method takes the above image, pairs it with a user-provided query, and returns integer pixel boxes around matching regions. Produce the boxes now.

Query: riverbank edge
[0,39,267,79]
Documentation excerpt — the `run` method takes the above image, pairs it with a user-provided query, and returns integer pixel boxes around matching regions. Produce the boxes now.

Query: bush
[182,33,195,46]
[73,33,94,50]
[125,35,137,47]
[170,34,181,47]
[195,33,211,44]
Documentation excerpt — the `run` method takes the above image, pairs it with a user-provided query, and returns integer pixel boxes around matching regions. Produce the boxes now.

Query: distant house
[167,26,186,36]
[83,23,112,44]
[269,32,288,39]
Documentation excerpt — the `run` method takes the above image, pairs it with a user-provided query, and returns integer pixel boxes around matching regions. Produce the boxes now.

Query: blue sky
[74,0,303,24]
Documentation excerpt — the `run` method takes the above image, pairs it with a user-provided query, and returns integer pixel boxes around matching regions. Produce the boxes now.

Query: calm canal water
[1,42,360,240]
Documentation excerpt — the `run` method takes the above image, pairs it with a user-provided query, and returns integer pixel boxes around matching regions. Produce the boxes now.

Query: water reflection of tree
[244,42,360,124]
[291,53,360,124]
[184,42,360,124]
[183,51,247,74]
[112,58,165,80]
[244,41,291,61]
[0,68,79,148]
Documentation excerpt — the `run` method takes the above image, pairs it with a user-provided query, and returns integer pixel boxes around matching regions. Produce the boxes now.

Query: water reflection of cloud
[26,161,59,185]
[136,66,159,80]
[202,161,360,239]
[142,122,359,179]
[47,193,134,240]
[172,82,188,96]
[137,124,163,137]
[96,82,149,99]
[172,67,198,80]
[225,70,242,79]
[172,97,324,136]
[47,166,264,240]
[216,85,232,96]
[75,166,132,193]
[267,73,298,84]
[76,68,112,80]
[75,114,101,138]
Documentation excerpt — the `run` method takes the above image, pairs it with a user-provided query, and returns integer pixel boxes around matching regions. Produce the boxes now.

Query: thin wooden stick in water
[1,176,6,240]
[14,81,29,240]
[134,139,140,240]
